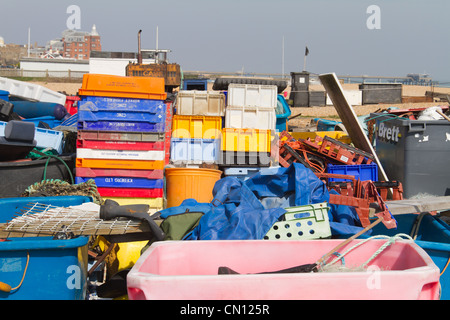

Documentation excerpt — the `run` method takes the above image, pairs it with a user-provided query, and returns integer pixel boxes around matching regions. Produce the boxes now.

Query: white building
[19,49,172,78]
[19,57,89,78]
[88,51,155,76]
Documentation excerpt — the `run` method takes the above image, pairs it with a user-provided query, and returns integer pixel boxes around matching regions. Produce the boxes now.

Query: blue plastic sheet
[158,163,368,240]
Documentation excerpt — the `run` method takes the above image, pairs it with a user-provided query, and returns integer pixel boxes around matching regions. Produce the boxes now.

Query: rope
[11,251,30,292]
[41,154,75,184]
[440,256,450,276]
[319,234,413,271]
[363,113,404,124]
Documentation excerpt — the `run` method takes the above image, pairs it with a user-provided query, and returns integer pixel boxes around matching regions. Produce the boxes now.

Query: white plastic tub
[227,84,277,109]
[0,77,66,105]
[176,90,225,116]
[225,105,276,130]
[76,148,165,161]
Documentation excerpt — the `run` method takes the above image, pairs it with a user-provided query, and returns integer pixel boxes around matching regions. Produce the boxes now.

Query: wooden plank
[373,196,450,215]
[0,219,156,239]
[319,73,390,182]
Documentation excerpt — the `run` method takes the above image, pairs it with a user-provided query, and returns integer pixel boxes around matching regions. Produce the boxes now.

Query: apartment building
[62,25,101,60]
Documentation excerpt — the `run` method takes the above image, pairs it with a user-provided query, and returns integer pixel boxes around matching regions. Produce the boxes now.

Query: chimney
[137,30,142,64]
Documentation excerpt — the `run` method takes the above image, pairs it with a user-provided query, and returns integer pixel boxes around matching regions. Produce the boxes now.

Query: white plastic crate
[76,148,165,161]
[176,90,225,116]
[0,77,66,105]
[223,166,281,181]
[225,105,276,130]
[227,84,277,109]
[0,121,64,153]
[170,138,220,164]
[264,202,331,240]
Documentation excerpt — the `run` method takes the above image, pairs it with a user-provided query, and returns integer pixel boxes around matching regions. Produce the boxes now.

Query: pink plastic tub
[127,240,440,300]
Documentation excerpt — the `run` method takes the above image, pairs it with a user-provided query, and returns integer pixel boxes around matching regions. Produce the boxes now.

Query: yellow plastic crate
[172,115,222,139]
[288,131,351,145]
[103,197,164,209]
[222,128,272,152]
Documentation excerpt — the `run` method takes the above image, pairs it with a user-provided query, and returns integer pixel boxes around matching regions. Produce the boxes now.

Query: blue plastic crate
[0,121,64,153]
[170,138,220,164]
[275,95,291,132]
[315,118,341,131]
[75,176,164,189]
[0,196,93,223]
[78,109,165,123]
[79,96,166,113]
[0,196,92,300]
[22,116,62,129]
[326,163,378,182]
[77,120,165,132]
[0,90,9,102]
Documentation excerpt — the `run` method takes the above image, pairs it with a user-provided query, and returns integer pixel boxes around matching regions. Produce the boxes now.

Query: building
[62,25,101,60]
[0,41,28,66]
[19,57,89,78]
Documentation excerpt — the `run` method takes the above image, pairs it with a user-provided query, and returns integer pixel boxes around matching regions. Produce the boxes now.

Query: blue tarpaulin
[158,163,368,240]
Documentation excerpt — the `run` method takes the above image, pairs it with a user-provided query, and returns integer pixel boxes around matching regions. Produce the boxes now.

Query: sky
[1,0,449,82]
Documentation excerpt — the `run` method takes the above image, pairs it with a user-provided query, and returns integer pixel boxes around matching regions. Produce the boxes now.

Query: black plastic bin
[373,113,450,198]
[0,154,75,197]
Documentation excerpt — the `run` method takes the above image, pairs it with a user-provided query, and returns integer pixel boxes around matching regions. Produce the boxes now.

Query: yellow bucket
[165,167,222,208]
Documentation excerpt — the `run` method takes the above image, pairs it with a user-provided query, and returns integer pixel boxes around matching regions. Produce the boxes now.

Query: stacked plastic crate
[75,74,168,212]
[221,84,278,178]
[170,90,225,166]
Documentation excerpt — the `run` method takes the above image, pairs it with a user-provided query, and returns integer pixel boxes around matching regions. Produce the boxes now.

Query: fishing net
[22,178,103,204]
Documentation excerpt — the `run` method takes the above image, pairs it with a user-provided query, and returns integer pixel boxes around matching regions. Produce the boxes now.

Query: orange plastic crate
[78,74,167,100]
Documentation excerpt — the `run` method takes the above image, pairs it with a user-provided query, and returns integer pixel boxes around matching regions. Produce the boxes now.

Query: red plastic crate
[76,139,165,151]
[164,102,173,165]
[77,130,165,142]
[65,95,80,115]
[97,187,164,198]
[302,136,374,165]
[75,167,164,180]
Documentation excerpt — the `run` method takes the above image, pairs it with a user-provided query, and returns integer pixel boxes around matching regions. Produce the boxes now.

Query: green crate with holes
[264,202,331,240]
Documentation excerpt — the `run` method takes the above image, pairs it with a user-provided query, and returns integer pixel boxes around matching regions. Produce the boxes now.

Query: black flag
[305,46,309,56]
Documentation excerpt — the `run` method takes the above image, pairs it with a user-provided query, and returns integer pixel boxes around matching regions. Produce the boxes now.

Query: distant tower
[0,36,5,47]
[91,24,99,36]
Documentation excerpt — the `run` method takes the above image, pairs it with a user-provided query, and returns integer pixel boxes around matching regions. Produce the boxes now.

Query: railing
[0,69,86,80]
[0,68,447,88]
[183,70,445,87]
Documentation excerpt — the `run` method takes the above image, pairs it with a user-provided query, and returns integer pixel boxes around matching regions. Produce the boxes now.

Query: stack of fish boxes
[75,74,168,211]
[170,90,225,165]
[221,83,276,168]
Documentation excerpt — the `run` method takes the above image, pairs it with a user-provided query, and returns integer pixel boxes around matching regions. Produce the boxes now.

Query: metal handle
[408,122,426,133]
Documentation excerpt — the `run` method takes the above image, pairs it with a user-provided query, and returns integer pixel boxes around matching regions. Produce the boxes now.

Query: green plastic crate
[264,202,331,240]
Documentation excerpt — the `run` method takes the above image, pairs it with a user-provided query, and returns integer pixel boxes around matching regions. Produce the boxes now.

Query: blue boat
[352,213,450,300]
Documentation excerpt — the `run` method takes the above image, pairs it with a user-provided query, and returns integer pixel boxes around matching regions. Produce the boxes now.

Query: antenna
[282,36,285,78]
[28,27,30,57]
[156,26,159,52]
